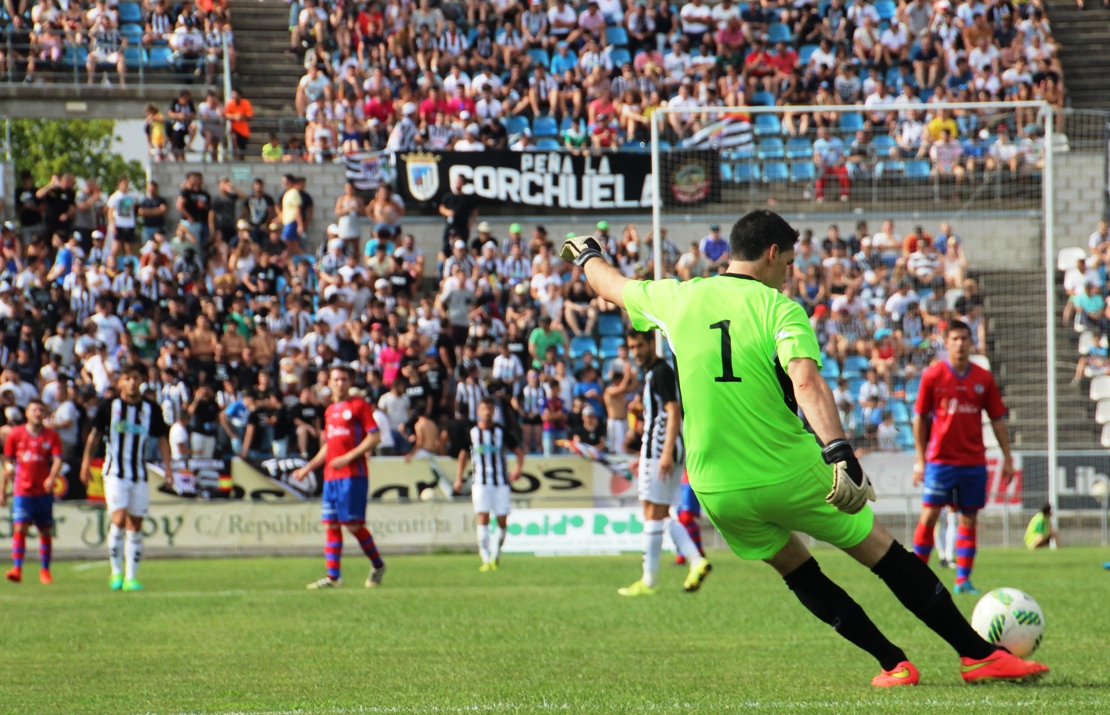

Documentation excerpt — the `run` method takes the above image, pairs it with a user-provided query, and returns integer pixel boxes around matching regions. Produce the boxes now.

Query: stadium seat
[726,146,755,161]
[847,378,866,398]
[896,429,916,450]
[733,163,759,182]
[843,355,871,376]
[905,376,920,404]
[609,48,632,68]
[1096,399,1110,425]
[1091,375,1110,402]
[785,137,812,159]
[121,23,144,45]
[63,46,88,67]
[598,313,623,336]
[903,160,931,179]
[798,44,818,66]
[124,46,144,68]
[750,91,776,107]
[838,113,864,132]
[890,400,910,424]
[560,116,574,133]
[657,140,672,150]
[507,115,530,135]
[569,336,599,359]
[756,137,785,159]
[869,135,896,155]
[874,160,902,179]
[118,255,140,273]
[753,114,781,136]
[599,336,623,359]
[789,162,815,182]
[527,48,550,69]
[147,46,173,68]
[533,115,558,137]
[767,23,793,44]
[536,138,562,150]
[720,164,733,182]
[620,141,648,152]
[605,26,629,46]
[118,2,142,23]
[820,361,840,379]
[1057,246,1086,272]
[762,162,789,182]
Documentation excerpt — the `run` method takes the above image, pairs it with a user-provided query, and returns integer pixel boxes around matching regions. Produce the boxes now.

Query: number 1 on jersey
[710,320,743,383]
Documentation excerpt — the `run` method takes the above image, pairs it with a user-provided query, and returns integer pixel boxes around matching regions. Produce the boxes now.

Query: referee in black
[80,362,172,592]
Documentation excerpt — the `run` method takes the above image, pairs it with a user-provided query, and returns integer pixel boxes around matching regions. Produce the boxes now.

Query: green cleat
[489,559,499,572]
[617,580,657,597]
[121,579,143,592]
[479,562,492,573]
[683,559,713,593]
[954,580,980,595]
[109,574,124,591]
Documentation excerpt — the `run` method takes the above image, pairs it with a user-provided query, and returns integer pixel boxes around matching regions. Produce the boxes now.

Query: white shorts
[607,418,627,455]
[637,458,684,507]
[471,483,511,516]
[104,475,150,517]
[89,50,122,65]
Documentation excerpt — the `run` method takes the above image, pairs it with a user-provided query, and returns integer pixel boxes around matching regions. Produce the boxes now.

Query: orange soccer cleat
[5,567,21,583]
[960,649,1050,684]
[39,569,53,585]
[872,661,920,687]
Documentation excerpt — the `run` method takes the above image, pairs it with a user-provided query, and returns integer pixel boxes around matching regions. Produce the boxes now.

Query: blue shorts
[679,483,701,515]
[922,462,988,512]
[12,494,54,526]
[281,222,300,243]
[321,477,368,524]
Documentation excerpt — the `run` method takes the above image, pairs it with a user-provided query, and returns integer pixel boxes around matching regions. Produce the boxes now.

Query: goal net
[646,100,1103,544]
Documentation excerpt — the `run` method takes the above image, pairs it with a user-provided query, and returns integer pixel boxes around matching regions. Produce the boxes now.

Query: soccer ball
[419,487,436,502]
[970,588,1045,657]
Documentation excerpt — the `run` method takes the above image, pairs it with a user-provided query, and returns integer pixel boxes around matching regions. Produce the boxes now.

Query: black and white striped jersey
[641,359,683,463]
[93,397,169,482]
[455,380,487,422]
[469,424,517,487]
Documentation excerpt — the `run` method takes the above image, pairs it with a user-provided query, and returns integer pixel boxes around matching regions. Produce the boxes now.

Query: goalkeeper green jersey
[623,273,825,493]
[1024,512,1049,549]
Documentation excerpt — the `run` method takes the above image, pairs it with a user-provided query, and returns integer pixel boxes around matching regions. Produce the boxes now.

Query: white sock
[124,531,143,581]
[108,524,125,576]
[490,525,506,561]
[642,520,665,588]
[944,510,959,563]
[665,516,703,564]
[477,524,491,563]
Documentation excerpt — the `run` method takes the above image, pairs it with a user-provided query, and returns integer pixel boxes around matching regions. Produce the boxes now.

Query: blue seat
[620,141,648,152]
[536,138,562,150]
[754,114,781,136]
[750,91,776,107]
[890,400,910,424]
[123,46,144,67]
[720,164,733,182]
[507,115,530,135]
[847,378,867,398]
[905,376,921,404]
[785,136,812,159]
[609,47,632,68]
[467,27,478,43]
[733,162,759,182]
[117,255,140,273]
[121,23,144,45]
[767,23,793,44]
[839,112,864,132]
[533,115,558,137]
[569,336,599,359]
[875,160,903,178]
[656,140,672,150]
[895,429,915,450]
[798,44,819,66]
[903,160,931,179]
[790,162,816,182]
[598,313,624,337]
[147,46,173,68]
[874,0,896,19]
[527,48,549,69]
[844,355,871,376]
[560,116,574,133]
[869,135,896,155]
[756,137,785,159]
[599,336,623,360]
[820,361,840,379]
[605,26,629,46]
[63,46,88,67]
[727,146,755,161]
[762,162,789,182]
[118,1,142,23]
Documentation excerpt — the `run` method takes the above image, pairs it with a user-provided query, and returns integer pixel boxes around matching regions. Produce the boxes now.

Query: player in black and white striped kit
[80,362,172,592]
[620,329,710,597]
[454,397,523,572]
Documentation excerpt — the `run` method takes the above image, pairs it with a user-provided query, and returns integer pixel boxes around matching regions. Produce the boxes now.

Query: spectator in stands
[813,126,850,203]
[225,89,253,162]
[86,13,127,86]
[929,128,968,196]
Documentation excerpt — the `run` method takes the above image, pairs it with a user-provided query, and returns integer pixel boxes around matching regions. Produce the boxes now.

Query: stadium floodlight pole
[651,107,664,358]
[1043,102,1058,524]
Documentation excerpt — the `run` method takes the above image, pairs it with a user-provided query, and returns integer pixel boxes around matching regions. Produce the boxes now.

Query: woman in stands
[197,91,225,163]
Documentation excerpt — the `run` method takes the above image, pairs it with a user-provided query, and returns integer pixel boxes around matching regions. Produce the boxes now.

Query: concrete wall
[1053,152,1107,250]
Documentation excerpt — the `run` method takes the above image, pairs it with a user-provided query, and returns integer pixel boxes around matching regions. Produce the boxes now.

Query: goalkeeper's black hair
[728,209,800,261]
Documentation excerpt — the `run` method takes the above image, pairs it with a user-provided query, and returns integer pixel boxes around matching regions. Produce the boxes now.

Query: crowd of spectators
[0,0,233,85]
[1063,221,1110,385]
[270,0,1065,163]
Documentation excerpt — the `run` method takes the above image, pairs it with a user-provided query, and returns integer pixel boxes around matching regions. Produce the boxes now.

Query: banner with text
[501,508,675,556]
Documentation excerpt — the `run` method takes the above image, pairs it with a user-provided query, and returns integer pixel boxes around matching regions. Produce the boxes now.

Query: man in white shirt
[169,411,191,460]
[454,124,486,151]
[1088,220,1109,253]
[711,0,739,29]
[871,220,901,261]
[831,285,868,317]
[106,177,141,256]
[858,369,890,406]
[679,0,713,46]
[863,83,896,129]
[91,299,125,350]
[663,40,692,85]
[884,282,921,321]
[530,259,564,322]
[967,36,1000,77]
[547,0,578,43]
[377,380,411,438]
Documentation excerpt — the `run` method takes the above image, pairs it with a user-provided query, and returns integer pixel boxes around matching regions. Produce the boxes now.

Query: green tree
[10,119,145,188]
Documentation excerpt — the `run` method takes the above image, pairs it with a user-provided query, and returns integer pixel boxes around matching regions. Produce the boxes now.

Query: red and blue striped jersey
[323,397,378,481]
[4,425,62,496]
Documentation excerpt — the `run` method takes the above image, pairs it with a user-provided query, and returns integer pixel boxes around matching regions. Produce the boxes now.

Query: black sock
[784,557,907,671]
[871,540,995,660]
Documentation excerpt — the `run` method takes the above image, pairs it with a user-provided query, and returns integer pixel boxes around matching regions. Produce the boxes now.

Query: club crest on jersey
[342,409,353,421]
[974,384,985,394]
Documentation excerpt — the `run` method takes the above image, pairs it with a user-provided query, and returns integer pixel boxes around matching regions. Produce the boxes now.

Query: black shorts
[232,131,249,152]
[171,128,190,150]
[116,226,136,245]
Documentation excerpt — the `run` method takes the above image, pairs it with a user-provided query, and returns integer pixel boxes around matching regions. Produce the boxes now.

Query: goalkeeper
[564,209,1048,687]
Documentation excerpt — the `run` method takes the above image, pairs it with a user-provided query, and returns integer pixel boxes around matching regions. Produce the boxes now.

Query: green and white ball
[970,588,1045,657]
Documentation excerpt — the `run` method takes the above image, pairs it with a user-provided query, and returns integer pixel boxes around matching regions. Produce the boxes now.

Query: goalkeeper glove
[559,234,608,268]
[822,438,876,515]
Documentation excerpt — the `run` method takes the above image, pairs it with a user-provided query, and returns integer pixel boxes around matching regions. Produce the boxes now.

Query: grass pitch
[2,547,1109,714]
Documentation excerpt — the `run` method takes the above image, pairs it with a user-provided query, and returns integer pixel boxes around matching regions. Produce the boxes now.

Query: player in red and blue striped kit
[674,471,706,566]
[1,400,63,585]
[912,320,1012,595]
[292,366,386,590]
